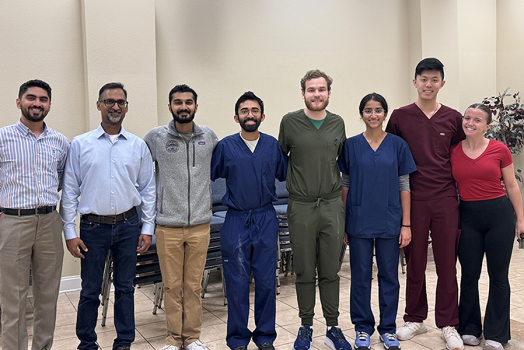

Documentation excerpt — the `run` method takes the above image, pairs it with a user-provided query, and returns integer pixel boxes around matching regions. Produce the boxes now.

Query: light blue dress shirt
[60,124,156,240]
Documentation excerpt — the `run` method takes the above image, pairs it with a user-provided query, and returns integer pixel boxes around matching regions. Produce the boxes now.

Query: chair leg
[400,248,406,274]
[201,270,210,299]
[221,268,227,306]
[100,252,113,327]
[152,282,164,315]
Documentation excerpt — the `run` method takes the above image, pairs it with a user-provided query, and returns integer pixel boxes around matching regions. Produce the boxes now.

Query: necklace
[430,103,440,117]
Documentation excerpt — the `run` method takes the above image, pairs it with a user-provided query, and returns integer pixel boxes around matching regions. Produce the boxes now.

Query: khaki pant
[156,223,210,347]
[0,210,64,350]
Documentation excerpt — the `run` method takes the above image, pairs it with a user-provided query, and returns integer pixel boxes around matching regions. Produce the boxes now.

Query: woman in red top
[450,103,524,350]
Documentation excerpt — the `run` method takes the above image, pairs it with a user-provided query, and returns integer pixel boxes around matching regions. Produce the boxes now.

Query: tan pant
[156,222,210,347]
[0,210,64,350]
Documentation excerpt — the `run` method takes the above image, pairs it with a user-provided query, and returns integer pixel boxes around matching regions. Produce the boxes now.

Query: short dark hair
[99,82,127,101]
[19,79,52,100]
[415,58,445,80]
[467,103,492,124]
[359,92,388,116]
[234,91,264,116]
[300,69,333,92]
[169,84,198,104]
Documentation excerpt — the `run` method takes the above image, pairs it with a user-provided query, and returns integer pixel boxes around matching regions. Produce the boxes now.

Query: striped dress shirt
[0,120,69,209]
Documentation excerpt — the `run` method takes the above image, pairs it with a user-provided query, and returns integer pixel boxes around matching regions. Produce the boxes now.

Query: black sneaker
[325,327,352,350]
[232,346,248,350]
[258,343,275,350]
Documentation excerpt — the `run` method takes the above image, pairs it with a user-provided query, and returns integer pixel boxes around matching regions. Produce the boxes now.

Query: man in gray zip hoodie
[144,84,218,350]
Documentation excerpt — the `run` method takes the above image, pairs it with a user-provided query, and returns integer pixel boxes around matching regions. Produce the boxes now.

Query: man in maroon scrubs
[386,58,465,350]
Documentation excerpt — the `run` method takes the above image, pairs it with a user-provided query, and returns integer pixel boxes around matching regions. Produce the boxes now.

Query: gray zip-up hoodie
[144,120,218,226]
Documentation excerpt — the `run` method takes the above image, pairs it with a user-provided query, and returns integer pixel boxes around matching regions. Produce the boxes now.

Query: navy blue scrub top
[337,133,416,238]
[211,132,288,211]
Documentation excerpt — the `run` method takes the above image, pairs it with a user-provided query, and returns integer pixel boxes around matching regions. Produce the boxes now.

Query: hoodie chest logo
[165,140,180,153]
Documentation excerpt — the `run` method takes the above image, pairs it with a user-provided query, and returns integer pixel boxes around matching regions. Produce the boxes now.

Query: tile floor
[4,242,524,350]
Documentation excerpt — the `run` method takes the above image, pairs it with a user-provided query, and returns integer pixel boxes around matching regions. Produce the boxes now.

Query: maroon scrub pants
[403,196,460,328]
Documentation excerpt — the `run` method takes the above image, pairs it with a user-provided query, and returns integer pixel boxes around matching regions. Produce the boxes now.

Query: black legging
[457,195,515,343]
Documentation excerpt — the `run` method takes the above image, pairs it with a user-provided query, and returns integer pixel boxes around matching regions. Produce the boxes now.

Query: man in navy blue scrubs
[211,91,287,350]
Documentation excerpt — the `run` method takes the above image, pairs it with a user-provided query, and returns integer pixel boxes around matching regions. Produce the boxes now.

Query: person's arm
[399,190,411,248]
[136,143,156,254]
[60,139,87,258]
[501,163,524,238]
[56,139,70,192]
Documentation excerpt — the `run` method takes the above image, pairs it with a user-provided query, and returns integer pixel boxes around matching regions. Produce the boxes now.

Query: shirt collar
[95,123,129,140]
[15,119,49,137]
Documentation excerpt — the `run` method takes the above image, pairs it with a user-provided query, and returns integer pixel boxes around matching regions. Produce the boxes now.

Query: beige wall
[0,0,521,279]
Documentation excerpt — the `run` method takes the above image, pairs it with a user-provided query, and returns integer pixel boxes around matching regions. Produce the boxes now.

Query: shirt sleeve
[276,142,288,182]
[57,139,70,189]
[397,139,417,176]
[210,140,226,181]
[137,142,156,235]
[451,111,466,145]
[278,118,290,155]
[143,130,156,161]
[499,142,513,168]
[399,174,410,192]
[60,139,82,240]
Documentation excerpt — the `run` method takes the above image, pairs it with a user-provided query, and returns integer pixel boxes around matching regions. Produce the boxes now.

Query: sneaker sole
[379,336,400,350]
[324,336,338,350]
[293,338,313,350]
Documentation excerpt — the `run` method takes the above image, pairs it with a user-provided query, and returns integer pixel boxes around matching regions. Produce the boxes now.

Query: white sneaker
[461,334,481,346]
[396,322,427,340]
[483,340,503,350]
[160,346,181,350]
[186,340,210,350]
[441,326,464,350]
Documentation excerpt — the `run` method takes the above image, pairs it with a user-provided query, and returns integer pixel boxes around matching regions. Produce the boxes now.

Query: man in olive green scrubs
[278,70,350,350]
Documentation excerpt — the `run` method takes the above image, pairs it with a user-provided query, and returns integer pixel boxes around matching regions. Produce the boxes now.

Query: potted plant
[483,88,524,183]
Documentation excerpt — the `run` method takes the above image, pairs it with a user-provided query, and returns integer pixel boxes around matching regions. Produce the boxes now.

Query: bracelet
[402,225,411,227]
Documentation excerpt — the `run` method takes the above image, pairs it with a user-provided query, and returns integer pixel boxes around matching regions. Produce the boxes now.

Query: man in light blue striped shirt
[60,82,156,350]
[0,79,70,350]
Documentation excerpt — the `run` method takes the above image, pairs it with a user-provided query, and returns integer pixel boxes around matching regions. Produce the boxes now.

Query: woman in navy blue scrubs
[338,93,416,350]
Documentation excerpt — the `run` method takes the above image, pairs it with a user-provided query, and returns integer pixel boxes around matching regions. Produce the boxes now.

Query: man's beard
[240,117,261,132]
[106,112,124,124]
[172,110,195,124]
[305,98,329,112]
[22,106,48,122]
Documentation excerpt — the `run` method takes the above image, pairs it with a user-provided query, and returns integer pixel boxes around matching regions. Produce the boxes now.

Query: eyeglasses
[100,99,129,107]
[363,108,384,115]
[239,108,261,117]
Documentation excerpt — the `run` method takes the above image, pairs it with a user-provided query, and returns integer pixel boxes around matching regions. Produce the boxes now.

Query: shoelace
[442,326,460,339]
[298,327,312,341]
[329,328,348,343]
[382,333,397,341]
[357,332,369,341]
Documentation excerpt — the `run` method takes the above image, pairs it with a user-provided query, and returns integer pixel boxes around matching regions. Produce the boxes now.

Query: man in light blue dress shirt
[60,82,156,350]
[0,79,69,350]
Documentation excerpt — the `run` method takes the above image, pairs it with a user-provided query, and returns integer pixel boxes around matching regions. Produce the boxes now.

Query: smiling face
[169,92,198,124]
[361,99,387,130]
[234,100,265,132]
[413,70,445,102]
[302,77,331,112]
[16,87,51,123]
[97,88,128,125]
[462,107,490,138]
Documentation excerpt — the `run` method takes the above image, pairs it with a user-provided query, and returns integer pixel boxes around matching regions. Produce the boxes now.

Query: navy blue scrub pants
[348,235,400,336]
[220,203,278,349]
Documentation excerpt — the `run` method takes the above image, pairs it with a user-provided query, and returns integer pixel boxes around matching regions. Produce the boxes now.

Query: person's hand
[137,234,152,254]
[343,232,349,245]
[516,220,524,241]
[66,237,87,258]
[399,226,411,248]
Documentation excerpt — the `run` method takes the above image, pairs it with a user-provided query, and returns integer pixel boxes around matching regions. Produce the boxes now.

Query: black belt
[81,207,137,225]
[2,206,56,216]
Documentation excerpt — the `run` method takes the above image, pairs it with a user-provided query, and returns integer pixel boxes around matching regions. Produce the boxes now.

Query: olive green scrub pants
[287,196,345,326]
